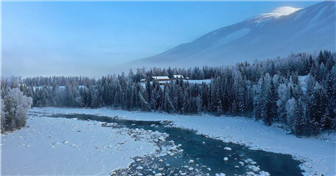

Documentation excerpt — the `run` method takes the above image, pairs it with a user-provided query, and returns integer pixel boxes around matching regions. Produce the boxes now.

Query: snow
[140,79,212,89]
[28,107,336,176]
[33,85,85,91]
[173,75,184,79]
[133,2,335,69]
[184,79,212,84]
[152,76,169,80]
[32,86,43,91]
[157,81,170,85]
[261,6,302,18]
[215,28,250,46]
[224,147,232,151]
[253,6,301,24]
[1,114,158,175]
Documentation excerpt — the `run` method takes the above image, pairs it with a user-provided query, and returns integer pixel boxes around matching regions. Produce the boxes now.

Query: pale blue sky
[2,1,318,77]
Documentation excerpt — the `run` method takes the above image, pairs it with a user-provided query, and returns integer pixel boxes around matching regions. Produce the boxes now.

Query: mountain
[132,1,335,68]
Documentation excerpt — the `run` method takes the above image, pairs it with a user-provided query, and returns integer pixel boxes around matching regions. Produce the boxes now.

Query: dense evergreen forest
[1,51,335,136]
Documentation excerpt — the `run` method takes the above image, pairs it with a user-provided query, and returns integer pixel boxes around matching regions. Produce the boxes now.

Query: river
[49,114,303,176]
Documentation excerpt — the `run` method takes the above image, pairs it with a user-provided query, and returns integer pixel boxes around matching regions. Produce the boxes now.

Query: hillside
[132,1,335,68]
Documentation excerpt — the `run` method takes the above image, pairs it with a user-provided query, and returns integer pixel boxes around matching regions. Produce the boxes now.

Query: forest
[1,51,335,136]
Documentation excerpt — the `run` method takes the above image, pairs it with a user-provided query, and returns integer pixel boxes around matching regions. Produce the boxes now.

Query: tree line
[1,51,335,136]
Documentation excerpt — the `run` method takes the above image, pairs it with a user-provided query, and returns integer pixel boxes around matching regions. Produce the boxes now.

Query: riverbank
[30,107,335,176]
[1,111,159,175]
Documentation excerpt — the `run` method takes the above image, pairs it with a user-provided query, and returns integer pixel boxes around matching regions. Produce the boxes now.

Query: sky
[1,1,318,78]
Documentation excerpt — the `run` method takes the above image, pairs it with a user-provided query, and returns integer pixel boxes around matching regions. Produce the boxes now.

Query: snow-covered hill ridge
[253,6,302,23]
[132,1,335,68]
[267,6,302,16]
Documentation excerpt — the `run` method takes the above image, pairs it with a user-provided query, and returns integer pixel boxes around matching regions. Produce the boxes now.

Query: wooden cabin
[152,76,170,85]
[152,76,170,81]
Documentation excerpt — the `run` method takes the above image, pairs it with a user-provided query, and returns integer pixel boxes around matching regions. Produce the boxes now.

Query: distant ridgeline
[1,51,335,136]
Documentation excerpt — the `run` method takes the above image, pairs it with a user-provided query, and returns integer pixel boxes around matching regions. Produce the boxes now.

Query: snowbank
[1,113,157,175]
[185,79,212,84]
[30,107,336,176]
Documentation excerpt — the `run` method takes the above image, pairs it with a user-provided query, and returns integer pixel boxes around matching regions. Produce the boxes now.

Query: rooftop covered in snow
[152,76,170,80]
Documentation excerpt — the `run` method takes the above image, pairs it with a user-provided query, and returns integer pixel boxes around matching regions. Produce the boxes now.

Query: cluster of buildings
[141,75,188,85]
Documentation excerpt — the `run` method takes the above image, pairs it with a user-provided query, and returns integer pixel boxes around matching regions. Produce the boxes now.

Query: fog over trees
[1,51,335,136]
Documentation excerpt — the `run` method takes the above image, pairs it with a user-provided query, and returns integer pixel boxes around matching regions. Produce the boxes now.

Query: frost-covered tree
[277,83,290,123]
[293,99,305,135]
[1,88,33,132]
[0,98,5,132]
[259,73,277,125]
[286,98,296,129]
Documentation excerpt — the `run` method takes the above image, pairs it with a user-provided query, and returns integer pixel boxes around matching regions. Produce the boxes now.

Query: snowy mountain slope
[132,1,335,68]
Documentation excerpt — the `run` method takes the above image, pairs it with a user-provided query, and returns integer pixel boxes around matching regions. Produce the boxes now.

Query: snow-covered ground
[140,79,212,89]
[1,114,159,175]
[25,107,336,176]
[185,79,212,84]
